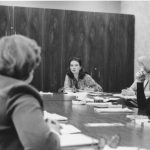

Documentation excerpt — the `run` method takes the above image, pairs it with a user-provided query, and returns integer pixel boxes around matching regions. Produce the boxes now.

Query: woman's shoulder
[7,83,43,107]
[84,74,92,79]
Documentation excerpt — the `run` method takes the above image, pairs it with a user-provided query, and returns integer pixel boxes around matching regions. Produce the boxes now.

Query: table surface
[42,93,150,149]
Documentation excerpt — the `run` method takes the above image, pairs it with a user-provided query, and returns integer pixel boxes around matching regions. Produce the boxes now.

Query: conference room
[0,1,150,150]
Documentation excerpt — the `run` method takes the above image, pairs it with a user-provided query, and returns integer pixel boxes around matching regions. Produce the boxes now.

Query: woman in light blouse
[64,57,103,93]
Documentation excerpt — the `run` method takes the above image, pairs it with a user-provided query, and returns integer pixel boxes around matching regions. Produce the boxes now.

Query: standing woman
[64,57,103,93]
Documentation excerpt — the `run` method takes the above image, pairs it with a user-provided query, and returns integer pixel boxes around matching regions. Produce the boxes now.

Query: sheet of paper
[60,133,98,147]
[87,102,122,108]
[113,93,136,99]
[66,92,88,100]
[94,107,133,113]
[43,111,68,121]
[85,123,124,127]
[39,91,53,95]
[60,124,81,134]
[103,97,120,102]
[103,145,146,150]
[86,102,112,107]
[93,97,120,102]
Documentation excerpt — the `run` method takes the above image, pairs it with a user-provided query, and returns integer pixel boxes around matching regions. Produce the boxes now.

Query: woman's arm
[9,95,60,150]
[64,75,73,92]
[84,74,103,92]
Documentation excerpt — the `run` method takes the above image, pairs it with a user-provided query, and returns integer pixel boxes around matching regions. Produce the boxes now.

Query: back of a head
[0,34,41,80]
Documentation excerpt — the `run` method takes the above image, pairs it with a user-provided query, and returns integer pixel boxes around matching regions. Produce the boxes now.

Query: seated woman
[121,56,150,97]
[63,57,103,93]
[0,35,60,150]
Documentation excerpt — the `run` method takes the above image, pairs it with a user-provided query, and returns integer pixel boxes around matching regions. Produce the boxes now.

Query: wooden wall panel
[87,13,106,88]
[14,7,28,36]
[62,10,90,80]
[0,6,11,37]
[0,6,135,92]
[43,9,64,92]
[28,8,44,91]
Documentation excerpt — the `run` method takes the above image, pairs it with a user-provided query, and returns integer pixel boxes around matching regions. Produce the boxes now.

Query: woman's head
[138,56,150,73]
[67,57,86,79]
[0,34,41,81]
[69,57,82,75]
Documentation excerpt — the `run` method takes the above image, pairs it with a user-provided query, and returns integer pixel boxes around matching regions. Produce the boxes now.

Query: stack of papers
[94,107,133,113]
[43,110,68,121]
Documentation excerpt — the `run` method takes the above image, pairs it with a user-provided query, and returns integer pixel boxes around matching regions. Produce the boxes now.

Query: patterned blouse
[64,74,102,92]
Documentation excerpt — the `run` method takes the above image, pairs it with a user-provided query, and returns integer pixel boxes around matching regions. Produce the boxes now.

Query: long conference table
[42,93,150,149]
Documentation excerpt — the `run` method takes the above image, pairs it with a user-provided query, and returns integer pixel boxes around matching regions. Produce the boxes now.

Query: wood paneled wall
[0,5,135,92]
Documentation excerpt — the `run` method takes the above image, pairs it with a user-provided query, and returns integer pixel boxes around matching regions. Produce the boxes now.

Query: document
[60,124,81,134]
[43,110,68,121]
[103,145,146,150]
[39,91,53,95]
[113,93,136,99]
[85,123,124,127]
[60,133,99,148]
[86,102,122,108]
[94,107,133,113]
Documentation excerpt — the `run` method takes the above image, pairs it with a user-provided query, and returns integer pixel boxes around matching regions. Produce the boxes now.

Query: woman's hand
[45,119,62,135]
[135,69,147,82]
[121,88,135,96]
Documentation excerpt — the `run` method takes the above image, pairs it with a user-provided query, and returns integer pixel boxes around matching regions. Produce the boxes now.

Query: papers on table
[113,93,136,99]
[60,124,81,134]
[43,110,68,121]
[85,123,124,127]
[39,91,53,95]
[94,107,133,113]
[65,91,88,99]
[60,133,99,148]
[44,110,99,148]
[87,102,122,108]
[103,145,146,150]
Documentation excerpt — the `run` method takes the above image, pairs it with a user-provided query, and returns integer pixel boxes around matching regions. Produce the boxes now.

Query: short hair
[67,57,86,79]
[138,56,150,73]
[0,34,41,80]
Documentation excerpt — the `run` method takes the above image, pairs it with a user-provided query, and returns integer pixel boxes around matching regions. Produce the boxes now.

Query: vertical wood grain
[0,6,11,37]
[28,8,44,90]
[43,9,64,92]
[14,7,29,36]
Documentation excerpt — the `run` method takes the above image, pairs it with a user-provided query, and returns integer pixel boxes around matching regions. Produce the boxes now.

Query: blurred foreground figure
[0,35,60,150]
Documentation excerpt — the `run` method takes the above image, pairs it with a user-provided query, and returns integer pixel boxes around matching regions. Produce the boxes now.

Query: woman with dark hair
[64,57,103,92]
[0,34,60,150]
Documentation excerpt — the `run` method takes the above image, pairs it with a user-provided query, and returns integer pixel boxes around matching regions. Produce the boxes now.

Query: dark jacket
[0,75,60,150]
[137,82,150,116]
